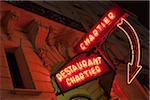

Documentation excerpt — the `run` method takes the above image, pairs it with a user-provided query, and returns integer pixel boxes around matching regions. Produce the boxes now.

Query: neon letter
[72,65,78,72]
[97,57,102,64]
[84,38,91,46]
[83,70,89,77]
[70,76,76,84]
[75,75,81,82]
[87,59,93,67]
[68,66,73,73]
[108,12,115,20]
[89,34,95,42]
[77,62,83,70]
[60,70,66,78]
[64,67,71,76]
[91,67,96,74]
[92,29,99,37]
[96,24,103,32]
[82,60,87,68]
[103,17,110,25]
[101,22,106,28]
[79,72,85,80]
[66,78,72,86]
[93,58,99,65]
[80,43,86,51]
[95,66,101,73]
[56,73,63,81]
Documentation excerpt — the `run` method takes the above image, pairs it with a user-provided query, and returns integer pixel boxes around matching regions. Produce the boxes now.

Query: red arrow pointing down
[117,18,142,84]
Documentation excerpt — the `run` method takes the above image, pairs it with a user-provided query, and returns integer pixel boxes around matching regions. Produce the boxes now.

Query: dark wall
[115,1,149,29]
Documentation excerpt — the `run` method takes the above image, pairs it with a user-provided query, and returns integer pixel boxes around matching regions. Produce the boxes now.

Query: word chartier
[80,12,115,51]
[55,54,110,91]
[75,6,124,52]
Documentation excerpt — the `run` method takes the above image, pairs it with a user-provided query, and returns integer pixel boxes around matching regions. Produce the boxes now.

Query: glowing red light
[55,53,110,92]
[79,11,116,51]
[75,6,124,53]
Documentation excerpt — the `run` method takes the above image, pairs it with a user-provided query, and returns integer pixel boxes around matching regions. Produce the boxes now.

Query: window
[6,52,25,88]
[6,47,35,89]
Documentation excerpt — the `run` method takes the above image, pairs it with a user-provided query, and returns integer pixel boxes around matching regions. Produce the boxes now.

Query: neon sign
[75,6,124,52]
[55,53,110,92]
[117,18,142,84]
[75,5,142,85]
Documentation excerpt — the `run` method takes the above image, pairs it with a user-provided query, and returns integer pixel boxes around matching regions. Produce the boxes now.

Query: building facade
[0,1,149,100]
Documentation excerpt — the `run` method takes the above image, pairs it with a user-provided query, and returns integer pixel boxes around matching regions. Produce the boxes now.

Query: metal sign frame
[51,51,114,95]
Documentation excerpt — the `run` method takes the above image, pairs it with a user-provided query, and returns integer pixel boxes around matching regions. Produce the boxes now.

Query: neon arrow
[117,18,142,84]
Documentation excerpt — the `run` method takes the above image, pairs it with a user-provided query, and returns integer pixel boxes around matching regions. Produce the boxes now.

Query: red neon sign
[55,53,110,92]
[75,6,124,52]
[117,18,142,84]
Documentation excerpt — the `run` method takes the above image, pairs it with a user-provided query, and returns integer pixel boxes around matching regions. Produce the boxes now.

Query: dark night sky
[115,1,149,29]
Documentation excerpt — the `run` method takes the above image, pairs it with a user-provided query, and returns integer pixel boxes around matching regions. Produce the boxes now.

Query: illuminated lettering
[92,29,99,37]
[89,34,95,42]
[97,57,102,64]
[108,12,115,20]
[56,56,108,88]
[82,60,87,68]
[88,68,93,76]
[56,73,63,81]
[75,75,81,82]
[95,66,101,73]
[83,70,89,77]
[72,65,78,72]
[78,11,116,51]
[93,58,99,65]
[91,67,96,75]
[65,65,103,86]
[60,70,66,78]
[87,59,93,66]
[101,22,106,28]
[68,66,73,73]
[66,78,71,86]
[84,38,90,46]
[56,6,124,90]
[56,57,103,81]
[80,43,87,51]
[70,77,76,84]
[96,24,103,32]
[64,67,71,75]
[79,73,85,80]
[103,17,110,25]
[77,62,83,70]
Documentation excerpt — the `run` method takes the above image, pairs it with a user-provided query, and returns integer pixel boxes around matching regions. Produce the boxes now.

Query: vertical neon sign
[75,6,125,53]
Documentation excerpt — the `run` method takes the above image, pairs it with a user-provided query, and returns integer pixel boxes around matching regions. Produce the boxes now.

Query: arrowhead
[127,63,142,84]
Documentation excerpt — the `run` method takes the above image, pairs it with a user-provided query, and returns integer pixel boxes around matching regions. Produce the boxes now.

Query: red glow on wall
[55,53,110,92]
[75,6,125,53]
